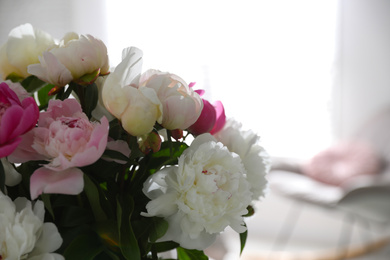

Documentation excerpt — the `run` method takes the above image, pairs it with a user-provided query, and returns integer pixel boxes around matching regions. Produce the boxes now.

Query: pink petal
[194,89,205,96]
[12,97,39,138]
[86,116,109,149]
[0,82,21,105]
[187,99,216,135]
[0,106,23,144]
[39,99,82,127]
[30,167,84,200]
[210,101,226,135]
[70,117,108,167]
[189,82,196,88]
[0,137,21,158]
[8,130,47,163]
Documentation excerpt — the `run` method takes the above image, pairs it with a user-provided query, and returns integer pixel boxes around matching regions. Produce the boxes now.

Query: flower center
[62,118,80,128]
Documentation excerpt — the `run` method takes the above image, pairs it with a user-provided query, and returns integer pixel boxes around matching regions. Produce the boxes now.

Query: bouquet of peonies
[0,24,270,260]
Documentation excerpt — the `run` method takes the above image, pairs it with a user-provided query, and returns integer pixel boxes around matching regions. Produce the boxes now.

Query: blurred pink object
[0,82,39,158]
[302,141,383,186]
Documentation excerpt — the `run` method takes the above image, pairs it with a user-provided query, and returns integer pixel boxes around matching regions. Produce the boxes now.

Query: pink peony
[0,82,39,158]
[9,99,109,199]
[187,88,226,136]
[187,99,216,135]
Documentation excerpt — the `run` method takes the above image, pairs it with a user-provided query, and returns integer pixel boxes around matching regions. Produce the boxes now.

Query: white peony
[102,47,162,136]
[213,119,270,201]
[0,24,55,80]
[0,191,63,260]
[139,69,203,130]
[28,32,109,86]
[142,133,252,250]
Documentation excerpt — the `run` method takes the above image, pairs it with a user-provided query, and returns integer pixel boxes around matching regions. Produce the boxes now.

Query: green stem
[166,130,174,159]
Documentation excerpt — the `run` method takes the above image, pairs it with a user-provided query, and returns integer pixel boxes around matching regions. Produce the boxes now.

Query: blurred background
[1,0,390,259]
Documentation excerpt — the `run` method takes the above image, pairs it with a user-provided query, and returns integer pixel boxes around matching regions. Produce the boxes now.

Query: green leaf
[83,82,98,118]
[0,160,5,194]
[177,247,209,260]
[63,232,104,260]
[56,84,74,101]
[95,220,120,250]
[117,194,141,260]
[40,194,55,220]
[21,75,47,92]
[146,142,188,172]
[239,223,248,255]
[59,205,94,227]
[149,217,169,243]
[84,174,108,222]
[100,249,121,260]
[152,142,188,159]
[74,68,101,85]
[102,149,130,163]
[151,241,179,253]
[37,83,55,108]
[243,205,255,217]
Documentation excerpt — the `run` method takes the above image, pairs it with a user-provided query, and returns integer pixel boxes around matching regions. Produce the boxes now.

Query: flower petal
[1,158,22,186]
[30,167,84,200]
[209,100,226,135]
[30,223,63,255]
[28,51,73,86]
[0,137,21,158]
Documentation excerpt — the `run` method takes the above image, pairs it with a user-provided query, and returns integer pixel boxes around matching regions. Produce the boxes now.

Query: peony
[102,47,162,136]
[0,191,64,260]
[28,32,109,86]
[142,133,252,250]
[91,75,115,122]
[0,82,39,158]
[8,98,109,199]
[213,119,270,200]
[0,23,55,80]
[140,69,203,130]
[188,87,226,135]
[187,99,216,135]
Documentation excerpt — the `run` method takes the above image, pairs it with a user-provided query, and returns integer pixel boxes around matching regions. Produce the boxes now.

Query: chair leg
[270,200,304,254]
[336,213,354,259]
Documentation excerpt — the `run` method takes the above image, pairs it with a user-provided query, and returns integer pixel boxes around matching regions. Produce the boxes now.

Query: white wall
[333,0,390,139]
[0,0,108,43]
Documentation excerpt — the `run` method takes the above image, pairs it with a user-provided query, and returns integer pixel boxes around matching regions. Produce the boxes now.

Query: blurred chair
[268,106,390,258]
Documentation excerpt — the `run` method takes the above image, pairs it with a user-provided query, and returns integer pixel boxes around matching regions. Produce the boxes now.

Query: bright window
[106,0,338,158]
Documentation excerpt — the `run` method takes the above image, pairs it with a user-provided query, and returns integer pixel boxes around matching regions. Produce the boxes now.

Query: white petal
[28,51,73,86]
[2,158,22,186]
[29,253,65,260]
[30,223,63,255]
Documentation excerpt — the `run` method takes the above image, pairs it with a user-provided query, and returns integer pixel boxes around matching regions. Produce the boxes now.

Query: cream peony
[0,191,63,260]
[139,69,203,130]
[0,24,55,80]
[28,32,109,86]
[213,119,270,200]
[102,47,162,136]
[91,75,115,122]
[142,133,252,250]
